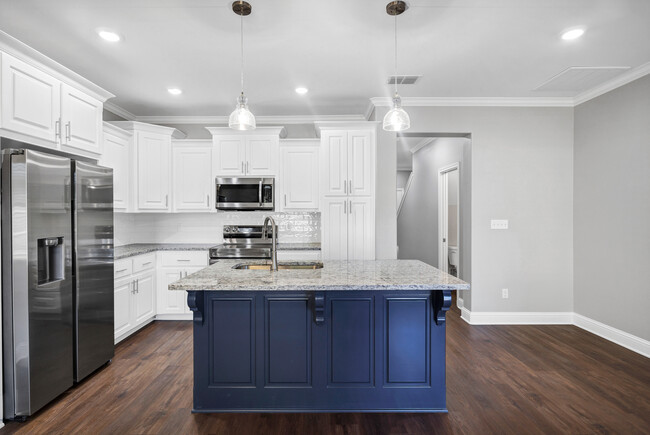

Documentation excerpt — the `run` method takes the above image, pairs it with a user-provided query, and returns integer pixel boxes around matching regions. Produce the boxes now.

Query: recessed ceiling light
[97,30,121,42]
[561,28,585,40]
[295,87,309,95]
[167,88,183,95]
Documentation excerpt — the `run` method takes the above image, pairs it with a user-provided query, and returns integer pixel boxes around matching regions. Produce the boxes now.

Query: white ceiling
[1,0,648,117]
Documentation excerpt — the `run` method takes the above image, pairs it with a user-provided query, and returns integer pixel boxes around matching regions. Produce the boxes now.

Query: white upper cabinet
[109,121,184,213]
[348,130,373,196]
[0,49,112,155]
[280,140,319,211]
[172,141,212,212]
[321,131,348,196]
[60,84,103,156]
[100,123,131,211]
[0,53,61,143]
[136,131,171,211]
[207,127,284,177]
[213,136,246,175]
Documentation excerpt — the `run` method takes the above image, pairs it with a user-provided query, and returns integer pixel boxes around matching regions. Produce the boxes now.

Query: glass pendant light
[383,1,410,132]
[229,1,256,130]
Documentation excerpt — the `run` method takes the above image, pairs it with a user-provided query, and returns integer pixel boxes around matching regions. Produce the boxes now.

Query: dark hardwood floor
[2,302,649,434]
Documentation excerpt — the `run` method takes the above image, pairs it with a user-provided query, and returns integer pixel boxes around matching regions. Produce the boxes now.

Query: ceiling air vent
[535,66,630,93]
[387,75,422,85]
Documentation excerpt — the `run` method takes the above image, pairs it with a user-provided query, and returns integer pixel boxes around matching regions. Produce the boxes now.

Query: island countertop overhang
[168,259,470,292]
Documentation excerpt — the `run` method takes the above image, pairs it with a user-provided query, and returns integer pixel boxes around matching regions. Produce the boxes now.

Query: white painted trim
[458,309,649,358]
[364,100,376,121]
[438,163,460,273]
[135,114,366,125]
[104,101,137,121]
[409,138,436,154]
[102,121,132,139]
[205,126,286,137]
[573,61,650,106]
[573,314,650,358]
[461,310,573,325]
[370,96,575,107]
[114,317,155,344]
[314,121,380,134]
[155,313,192,321]
[108,121,186,139]
[0,30,114,101]
[397,171,414,218]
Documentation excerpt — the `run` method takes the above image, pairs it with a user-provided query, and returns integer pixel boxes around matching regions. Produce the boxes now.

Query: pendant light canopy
[229,1,256,130]
[383,1,410,132]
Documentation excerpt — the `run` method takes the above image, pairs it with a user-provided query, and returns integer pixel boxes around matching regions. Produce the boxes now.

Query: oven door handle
[259,180,263,206]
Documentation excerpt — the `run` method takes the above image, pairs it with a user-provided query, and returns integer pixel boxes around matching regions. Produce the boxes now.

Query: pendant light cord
[394,13,398,96]
[240,10,244,95]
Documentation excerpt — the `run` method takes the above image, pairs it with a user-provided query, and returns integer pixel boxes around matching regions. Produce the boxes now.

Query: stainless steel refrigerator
[2,145,114,419]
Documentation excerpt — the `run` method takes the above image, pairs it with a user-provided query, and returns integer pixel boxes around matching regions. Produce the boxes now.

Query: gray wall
[396,170,411,190]
[102,109,127,121]
[375,105,574,313]
[574,75,650,341]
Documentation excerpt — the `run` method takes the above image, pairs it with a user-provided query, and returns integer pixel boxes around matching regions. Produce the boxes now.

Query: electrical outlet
[502,288,509,299]
[491,219,509,230]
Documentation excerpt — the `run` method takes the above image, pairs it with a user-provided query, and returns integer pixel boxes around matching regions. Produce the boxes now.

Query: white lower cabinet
[276,250,322,262]
[113,254,157,343]
[321,196,375,260]
[156,251,209,319]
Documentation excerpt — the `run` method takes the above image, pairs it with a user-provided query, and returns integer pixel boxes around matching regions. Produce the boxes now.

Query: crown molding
[0,30,114,102]
[102,121,132,139]
[205,126,286,138]
[108,121,186,139]
[104,101,137,121]
[134,114,366,125]
[370,96,575,107]
[573,61,650,106]
[363,100,376,121]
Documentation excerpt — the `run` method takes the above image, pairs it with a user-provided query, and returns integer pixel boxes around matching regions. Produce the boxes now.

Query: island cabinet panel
[209,298,255,386]
[266,297,311,385]
[191,290,450,413]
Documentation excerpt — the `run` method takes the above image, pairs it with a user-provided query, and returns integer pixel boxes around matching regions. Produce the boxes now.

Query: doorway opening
[395,134,471,310]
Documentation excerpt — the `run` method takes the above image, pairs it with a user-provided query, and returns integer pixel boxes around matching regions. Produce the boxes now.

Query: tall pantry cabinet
[318,124,377,260]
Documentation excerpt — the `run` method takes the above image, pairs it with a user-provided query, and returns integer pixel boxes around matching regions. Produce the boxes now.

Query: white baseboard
[573,313,650,358]
[461,310,573,325]
[459,308,649,358]
[155,313,192,321]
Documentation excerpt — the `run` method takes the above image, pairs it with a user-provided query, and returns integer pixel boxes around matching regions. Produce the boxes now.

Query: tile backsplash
[115,212,320,246]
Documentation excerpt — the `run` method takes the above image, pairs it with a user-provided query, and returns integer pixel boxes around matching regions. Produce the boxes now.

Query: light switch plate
[491,219,509,230]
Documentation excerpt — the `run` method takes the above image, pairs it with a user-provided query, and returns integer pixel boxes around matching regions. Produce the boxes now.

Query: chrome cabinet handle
[136,279,139,293]
[349,180,352,194]
[241,161,244,173]
[344,180,347,194]
[116,268,127,273]
[206,194,209,207]
[259,180,263,206]
[247,161,249,174]
[284,194,287,207]
[179,271,182,279]
[177,259,191,262]
[349,200,352,214]
[55,119,61,142]
[131,280,136,294]
[165,195,168,208]
[184,271,188,278]
[142,261,152,266]
[65,122,71,142]
[344,200,347,214]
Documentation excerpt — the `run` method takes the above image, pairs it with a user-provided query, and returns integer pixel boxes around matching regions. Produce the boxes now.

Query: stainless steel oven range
[209,224,278,264]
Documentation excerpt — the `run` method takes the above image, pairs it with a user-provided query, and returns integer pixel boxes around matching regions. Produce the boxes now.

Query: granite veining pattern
[115,244,214,260]
[168,260,470,292]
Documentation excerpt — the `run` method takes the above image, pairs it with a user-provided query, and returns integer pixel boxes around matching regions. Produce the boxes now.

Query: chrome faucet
[263,216,278,271]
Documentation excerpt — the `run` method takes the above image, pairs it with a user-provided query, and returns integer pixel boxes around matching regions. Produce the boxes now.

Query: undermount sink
[233,261,324,270]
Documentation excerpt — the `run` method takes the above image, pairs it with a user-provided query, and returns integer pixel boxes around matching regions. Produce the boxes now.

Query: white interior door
[438,163,460,274]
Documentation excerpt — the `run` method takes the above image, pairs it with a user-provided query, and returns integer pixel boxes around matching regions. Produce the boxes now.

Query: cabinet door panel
[0,54,60,143]
[101,132,130,210]
[348,131,373,196]
[321,198,348,260]
[281,146,319,210]
[214,137,245,175]
[158,268,188,314]
[246,137,276,175]
[114,279,132,337]
[137,132,171,210]
[348,197,375,260]
[329,297,374,386]
[173,145,212,211]
[321,132,348,196]
[134,272,155,324]
[266,297,311,385]
[60,84,102,155]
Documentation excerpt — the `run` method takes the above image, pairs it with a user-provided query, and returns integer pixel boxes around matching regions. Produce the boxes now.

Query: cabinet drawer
[132,253,156,273]
[114,259,133,279]
[160,251,208,267]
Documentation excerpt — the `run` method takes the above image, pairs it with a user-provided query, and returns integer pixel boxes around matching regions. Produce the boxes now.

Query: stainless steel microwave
[215,177,275,211]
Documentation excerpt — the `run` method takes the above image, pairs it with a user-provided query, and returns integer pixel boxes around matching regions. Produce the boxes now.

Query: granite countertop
[115,242,321,260]
[168,259,470,292]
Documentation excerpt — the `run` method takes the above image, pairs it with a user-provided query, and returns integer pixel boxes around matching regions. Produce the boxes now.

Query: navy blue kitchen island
[170,260,470,413]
